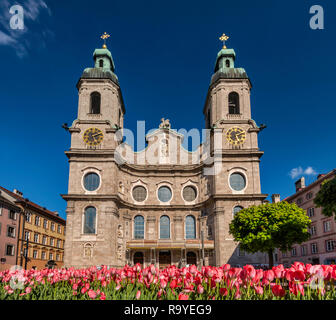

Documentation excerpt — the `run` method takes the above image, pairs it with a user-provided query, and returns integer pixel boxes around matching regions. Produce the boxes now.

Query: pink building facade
[0,192,21,271]
[276,169,336,267]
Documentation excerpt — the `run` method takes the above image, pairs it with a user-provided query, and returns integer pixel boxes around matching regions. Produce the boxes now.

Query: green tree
[314,176,336,219]
[229,202,311,268]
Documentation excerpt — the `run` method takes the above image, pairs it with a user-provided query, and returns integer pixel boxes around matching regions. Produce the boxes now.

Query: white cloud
[0,0,52,58]
[304,166,317,175]
[0,30,16,45]
[289,166,318,179]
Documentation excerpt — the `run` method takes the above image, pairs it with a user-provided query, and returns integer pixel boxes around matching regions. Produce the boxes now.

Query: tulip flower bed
[1,262,336,300]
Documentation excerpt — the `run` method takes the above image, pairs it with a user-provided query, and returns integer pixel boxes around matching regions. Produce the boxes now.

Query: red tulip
[178,293,189,300]
[169,279,177,289]
[294,270,305,282]
[219,288,228,296]
[272,284,286,297]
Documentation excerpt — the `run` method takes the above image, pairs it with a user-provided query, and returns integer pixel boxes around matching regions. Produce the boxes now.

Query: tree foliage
[314,176,336,219]
[229,202,311,254]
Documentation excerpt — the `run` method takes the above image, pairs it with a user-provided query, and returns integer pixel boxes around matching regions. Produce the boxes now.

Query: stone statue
[159,118,171,129]
[117,224,123,238]
[117,245,122,260]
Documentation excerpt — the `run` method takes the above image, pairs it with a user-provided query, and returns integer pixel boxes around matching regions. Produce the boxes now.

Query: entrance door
[159,250,171,269]
[133,252,144,266]
[186,251,197,266]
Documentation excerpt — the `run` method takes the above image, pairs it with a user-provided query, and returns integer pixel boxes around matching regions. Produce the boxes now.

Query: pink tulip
[25,287,32,294]
[197,284,204,294]
[88,289,97,299]
[254,286,263,295]
[136,290,141,300]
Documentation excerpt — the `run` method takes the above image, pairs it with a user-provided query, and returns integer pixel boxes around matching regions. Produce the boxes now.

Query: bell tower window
[225,59,230,68]
[99,59,104,68]
[90,92,101,114]
[228,92,240,114]
[207,110,211,129]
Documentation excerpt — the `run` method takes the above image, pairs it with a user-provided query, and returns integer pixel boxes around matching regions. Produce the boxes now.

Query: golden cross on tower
[100,32,110,49]
[219,33,229,49]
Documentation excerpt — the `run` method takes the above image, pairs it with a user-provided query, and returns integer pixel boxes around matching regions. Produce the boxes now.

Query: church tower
[62,34,126,267]
[203,35,267,266]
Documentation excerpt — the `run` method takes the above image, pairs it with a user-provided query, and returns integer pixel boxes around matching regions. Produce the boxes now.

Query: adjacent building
[277,169,336,266]
[0,191,21,271]
[0,186,66,270]
[62,39,268,269]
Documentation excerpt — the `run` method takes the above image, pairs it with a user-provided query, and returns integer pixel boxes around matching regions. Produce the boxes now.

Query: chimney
[295,177,305,192]
[272,194,280,203]
[317,173,325,180]
[13,189,23,197]
[54,211,59,216]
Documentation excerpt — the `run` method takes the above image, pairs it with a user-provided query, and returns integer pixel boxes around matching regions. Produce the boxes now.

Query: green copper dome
[78,46,119,86]
[211,47,249,85]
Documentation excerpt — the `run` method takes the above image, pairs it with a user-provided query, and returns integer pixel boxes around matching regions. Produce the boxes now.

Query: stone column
[63,201,75,267]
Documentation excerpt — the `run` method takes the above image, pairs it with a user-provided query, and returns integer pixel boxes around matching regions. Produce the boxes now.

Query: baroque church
[62,34,268,268]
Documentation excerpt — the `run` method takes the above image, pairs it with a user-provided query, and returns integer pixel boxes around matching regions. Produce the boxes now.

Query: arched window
[134,215,144,239]
[207,110,211,129]
[84,207,96,234]
[185,215,196,239]
[99,59,104,68]
[90,92,101,114]
[233,206,243,217]
[225,59,230,68]
[228,92,240,114]
[160,215,170,239]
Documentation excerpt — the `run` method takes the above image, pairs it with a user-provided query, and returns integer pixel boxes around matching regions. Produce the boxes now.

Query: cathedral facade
[62,39,268,268]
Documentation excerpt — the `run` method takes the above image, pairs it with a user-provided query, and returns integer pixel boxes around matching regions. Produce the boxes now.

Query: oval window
[158,186,172,202]
[84,172,100,191]
[233,206,243,216]
[183,186,197,202]
[132,186,147,202]
[229,173,246,191]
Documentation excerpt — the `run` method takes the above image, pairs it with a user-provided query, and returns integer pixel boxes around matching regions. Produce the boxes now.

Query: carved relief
[83,242,94,259]
[160,138,169,156]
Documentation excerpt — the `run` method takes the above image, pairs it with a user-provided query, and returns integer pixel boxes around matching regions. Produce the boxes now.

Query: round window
[183,186,197,202]
[158,186,172,202]
[233,206,243,216]
[132,186,147,202]
[229,173,246,191]
[83,172,100,191]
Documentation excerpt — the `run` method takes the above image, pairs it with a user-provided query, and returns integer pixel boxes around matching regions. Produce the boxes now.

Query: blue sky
[0,0,334,220]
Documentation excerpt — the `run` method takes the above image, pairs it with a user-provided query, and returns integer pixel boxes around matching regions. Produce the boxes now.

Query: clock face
[226,127,246,145]
[83,128,104,146]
